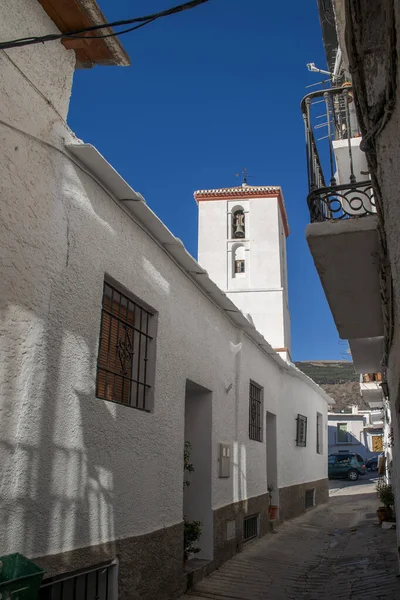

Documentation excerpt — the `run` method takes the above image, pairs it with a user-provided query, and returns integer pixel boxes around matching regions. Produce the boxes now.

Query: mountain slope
[295,360,368,412]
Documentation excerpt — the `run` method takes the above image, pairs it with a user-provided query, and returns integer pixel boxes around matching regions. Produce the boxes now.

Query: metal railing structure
[301,85,376,222]
[38,561,117,600]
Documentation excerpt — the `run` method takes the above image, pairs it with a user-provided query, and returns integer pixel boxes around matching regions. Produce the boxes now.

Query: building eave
[316,0,338,73]
[66,142,331,404]
[38,0,130,68]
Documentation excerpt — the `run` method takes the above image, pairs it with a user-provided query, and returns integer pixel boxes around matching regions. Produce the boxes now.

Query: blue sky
[68,0,349,362]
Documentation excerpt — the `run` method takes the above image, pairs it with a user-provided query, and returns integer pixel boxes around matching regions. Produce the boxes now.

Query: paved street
[182,475,400,599]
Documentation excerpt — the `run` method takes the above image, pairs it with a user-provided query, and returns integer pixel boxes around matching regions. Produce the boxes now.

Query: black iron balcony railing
[301,85,376,222]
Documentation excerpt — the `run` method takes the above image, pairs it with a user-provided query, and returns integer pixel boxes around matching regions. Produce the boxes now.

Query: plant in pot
[184,518,202,568]
[376,480,395,522]
[268,484,278,521]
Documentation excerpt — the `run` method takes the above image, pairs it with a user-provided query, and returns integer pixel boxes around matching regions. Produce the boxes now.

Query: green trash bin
[0,553,45,600]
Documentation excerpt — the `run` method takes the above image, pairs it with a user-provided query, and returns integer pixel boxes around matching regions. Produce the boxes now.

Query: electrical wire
[64,18,159,41]
[0,0,209,50]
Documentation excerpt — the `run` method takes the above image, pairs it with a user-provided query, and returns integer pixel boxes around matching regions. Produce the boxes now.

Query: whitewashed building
[328,407,384,459]
[0,1,332,599]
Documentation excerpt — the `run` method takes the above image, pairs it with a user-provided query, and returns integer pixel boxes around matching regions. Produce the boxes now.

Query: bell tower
[194,183,291,361]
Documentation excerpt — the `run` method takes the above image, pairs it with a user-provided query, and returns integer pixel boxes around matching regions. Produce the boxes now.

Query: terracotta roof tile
[193,185,290,237]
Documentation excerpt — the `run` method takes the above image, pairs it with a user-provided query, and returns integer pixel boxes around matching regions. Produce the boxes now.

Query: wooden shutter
[97,291,135,404]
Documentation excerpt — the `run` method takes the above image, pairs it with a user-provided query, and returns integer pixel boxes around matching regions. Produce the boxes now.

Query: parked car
[328,453,366,481]
[365,456,379,471]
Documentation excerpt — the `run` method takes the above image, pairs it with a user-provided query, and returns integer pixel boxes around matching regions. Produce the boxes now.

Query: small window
[296,414,307,447]
[235,259,245,273]
[233,244,246,277]
[316,412,323,454]
[96,279,156,410]
[243,514,259,541]
[337,423,348,443]
[249,381,263,442]
[305,489,315,509]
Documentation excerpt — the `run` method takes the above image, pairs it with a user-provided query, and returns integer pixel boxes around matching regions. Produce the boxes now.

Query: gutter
[66,142,334,405]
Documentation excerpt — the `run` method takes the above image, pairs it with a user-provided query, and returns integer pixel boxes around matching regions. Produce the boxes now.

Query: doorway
[184,380,213,560]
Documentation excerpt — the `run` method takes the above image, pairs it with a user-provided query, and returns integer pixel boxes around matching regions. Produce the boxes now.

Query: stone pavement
[182,476,400,599]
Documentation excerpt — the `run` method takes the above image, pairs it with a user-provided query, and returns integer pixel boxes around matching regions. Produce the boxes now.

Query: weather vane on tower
[235,168,251,186]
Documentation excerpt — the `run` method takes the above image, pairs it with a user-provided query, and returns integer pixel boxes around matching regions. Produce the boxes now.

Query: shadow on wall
[0,152,176,563]
[0,295,118,560]
[328,425,378,458]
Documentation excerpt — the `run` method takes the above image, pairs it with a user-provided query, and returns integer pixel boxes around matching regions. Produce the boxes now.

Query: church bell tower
[194,183,291,361]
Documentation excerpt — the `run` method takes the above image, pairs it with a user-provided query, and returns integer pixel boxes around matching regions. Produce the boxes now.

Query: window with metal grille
[96,279,156,411]
[243,514,259,541]
[305,489,315,509]
[38,561,117,600]
[249,381,263,442]
[296,414,307,447]
[235,259,245,273]
[316,412,323,454]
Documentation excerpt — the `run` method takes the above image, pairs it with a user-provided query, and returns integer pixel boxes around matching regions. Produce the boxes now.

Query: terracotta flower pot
[377,506,388,523]
[269,505,279,521]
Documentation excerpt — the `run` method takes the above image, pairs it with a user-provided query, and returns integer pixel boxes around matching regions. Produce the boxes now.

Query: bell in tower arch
[233,210,245,239]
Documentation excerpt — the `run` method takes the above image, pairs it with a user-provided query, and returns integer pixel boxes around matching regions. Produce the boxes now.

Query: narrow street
[182,475,400,599]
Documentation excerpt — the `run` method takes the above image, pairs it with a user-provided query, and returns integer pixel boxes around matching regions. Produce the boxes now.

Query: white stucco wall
[328,413,383,459]
[0,0,329,561]
[237,340,328,495]
[0,0,76,129]
[0,120,329,557]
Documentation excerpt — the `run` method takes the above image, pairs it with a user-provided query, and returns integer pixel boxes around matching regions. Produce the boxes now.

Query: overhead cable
[0,0,209,50]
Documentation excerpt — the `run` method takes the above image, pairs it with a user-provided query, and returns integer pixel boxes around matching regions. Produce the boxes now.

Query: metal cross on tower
[236,168,251,186]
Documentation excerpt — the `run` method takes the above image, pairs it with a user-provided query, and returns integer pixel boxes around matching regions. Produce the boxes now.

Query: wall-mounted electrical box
[219,443,231,478]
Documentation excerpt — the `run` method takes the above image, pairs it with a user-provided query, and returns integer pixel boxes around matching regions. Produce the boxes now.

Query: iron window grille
[249,381,263,442]
[235,259,245,273]
[296,414,307,447]
[243,514,259,541]
[96,280,155,411]
[38,561,117,600]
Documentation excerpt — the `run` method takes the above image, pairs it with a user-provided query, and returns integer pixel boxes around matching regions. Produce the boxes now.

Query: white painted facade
[0,0,330,582]
[197,188,291,360]
[328,411,383,458]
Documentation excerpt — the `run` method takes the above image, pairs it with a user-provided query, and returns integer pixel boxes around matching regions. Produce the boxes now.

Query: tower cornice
[194,185,289,237]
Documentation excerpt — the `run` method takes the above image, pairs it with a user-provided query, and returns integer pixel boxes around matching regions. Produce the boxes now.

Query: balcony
[302,86,376,221]
[360,372,384,408]
[301,85,383,372]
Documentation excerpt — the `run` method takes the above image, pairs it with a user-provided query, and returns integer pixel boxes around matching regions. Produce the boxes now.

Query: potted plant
[184,518,202,568]
[268,484,279,521]
[376,481,395,522]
